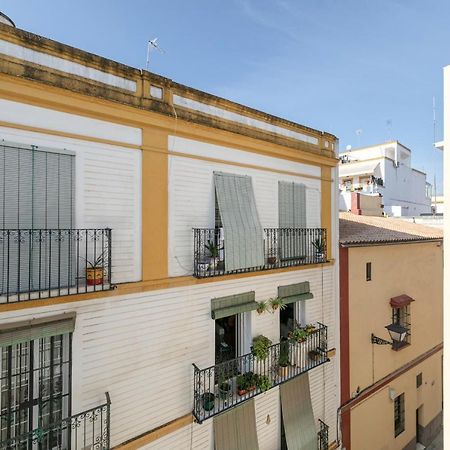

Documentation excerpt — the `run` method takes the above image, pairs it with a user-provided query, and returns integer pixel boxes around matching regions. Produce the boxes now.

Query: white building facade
[339,141,432,216]
[0,19,340,450]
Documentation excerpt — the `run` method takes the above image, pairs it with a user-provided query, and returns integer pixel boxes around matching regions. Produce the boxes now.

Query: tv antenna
[146,38,165,70]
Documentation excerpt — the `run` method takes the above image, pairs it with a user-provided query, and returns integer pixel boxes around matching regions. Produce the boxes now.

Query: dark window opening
[280,303,295,340]
[366,262,372,281]
[215,315,237,365]
[394,393,405,437]
[416,373,423,388]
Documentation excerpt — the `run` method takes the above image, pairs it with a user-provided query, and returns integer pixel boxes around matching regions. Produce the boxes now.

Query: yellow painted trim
[142,128,168,280]
[321,167,333,259]
[0,120,141,150]
[0,74,338,168]
[0,261,335,314]
[113,413,193,449]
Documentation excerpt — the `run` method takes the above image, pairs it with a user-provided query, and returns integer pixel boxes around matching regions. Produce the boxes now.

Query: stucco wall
[348,241,443,393]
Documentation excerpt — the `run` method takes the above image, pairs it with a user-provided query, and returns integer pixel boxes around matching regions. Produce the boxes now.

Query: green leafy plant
[269,297,286,311]
[204,241,220,258]
[236,371,257,393]
[256,301,269,315]
[305,323,316,335]
[312,237,325,254]
[80,249,108,268]
[289,327,309,343]
[256,375,271,392]
[252,335,272,360]
[279,340,290,367]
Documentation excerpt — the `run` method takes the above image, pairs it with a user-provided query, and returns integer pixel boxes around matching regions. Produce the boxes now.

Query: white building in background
[339,141,432,216]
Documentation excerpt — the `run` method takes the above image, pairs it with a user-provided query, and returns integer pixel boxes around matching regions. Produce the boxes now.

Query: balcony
[0,393,111,449]
[318,419,329,450]
[0,228,112,303]
[193,323,328,422]
[193,228,327,278]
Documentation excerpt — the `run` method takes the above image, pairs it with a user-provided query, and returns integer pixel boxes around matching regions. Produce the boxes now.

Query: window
[392,306,411,348]
[417,373,423,388]
[150,85,163,99]
[366,262,372,281]
[394,394,405,437]
[0,333,72,446]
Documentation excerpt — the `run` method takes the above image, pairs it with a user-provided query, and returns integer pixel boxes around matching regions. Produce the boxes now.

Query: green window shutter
[279,181,307,228]
[211,291,257,319]
[0,313,76,348]
[214,172,264,271]
[278,281,314,304]
[214,400,259,450]
[293,183,307,228]
[280,373,317,450]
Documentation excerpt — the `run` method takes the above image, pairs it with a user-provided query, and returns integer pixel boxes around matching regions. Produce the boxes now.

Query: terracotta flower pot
[86,267,104,286]
[278,365,289,377]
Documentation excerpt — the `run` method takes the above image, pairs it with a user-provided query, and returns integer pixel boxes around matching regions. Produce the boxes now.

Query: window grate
[394,393,405,437]
[392,305,410,348]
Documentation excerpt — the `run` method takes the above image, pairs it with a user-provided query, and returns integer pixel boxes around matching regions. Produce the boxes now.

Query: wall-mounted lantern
[371,323,408,347]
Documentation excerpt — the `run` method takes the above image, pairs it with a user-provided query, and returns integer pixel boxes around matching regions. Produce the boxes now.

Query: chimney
[351,192,384,216]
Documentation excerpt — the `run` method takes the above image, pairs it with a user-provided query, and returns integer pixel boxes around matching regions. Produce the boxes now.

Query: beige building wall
[348,241,443,393]
[350,350,442,450]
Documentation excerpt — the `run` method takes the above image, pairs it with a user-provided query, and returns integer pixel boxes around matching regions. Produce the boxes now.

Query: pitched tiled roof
[339,212,443,246]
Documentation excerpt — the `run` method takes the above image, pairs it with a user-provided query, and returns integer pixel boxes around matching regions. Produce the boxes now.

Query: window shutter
[211,291,257,319]
[278,281,314,305]
[214,172,264,271]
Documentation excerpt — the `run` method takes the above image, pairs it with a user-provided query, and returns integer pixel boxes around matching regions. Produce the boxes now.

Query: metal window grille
[394,393,405,437]
[392,306,411,346]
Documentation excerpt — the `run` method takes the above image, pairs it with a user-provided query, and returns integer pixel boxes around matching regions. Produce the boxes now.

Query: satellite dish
[346,145,352,151]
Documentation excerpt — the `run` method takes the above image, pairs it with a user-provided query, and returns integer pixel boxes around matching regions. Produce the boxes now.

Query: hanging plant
[251,335,272,360]
[256,301,269,315]
[269,297,286,312]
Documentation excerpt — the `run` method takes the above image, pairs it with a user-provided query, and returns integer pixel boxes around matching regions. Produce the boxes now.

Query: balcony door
[0,333,72,449]
[0,142,75,295]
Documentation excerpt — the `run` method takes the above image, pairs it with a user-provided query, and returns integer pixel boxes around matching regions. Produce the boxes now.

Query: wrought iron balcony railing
[0,228,112,303]
[0,393,111,450]
[318,419,329,450]
[193,227,327,278]
[193,323,328,422]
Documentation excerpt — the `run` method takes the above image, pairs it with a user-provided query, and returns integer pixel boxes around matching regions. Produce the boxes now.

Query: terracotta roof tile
[339,212,443,246]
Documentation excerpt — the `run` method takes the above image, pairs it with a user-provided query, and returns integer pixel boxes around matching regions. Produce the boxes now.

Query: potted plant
[83,251,107,286]
[312,237,325,261]
[251,335,272,360]
[201,392,215,411]
[218,374,232,400]
[270,297,286,312]
[267,251,277,265]
[289,327,309,343]
[256,301,269,315]
[305,323,316,335]
[205,241,220,270]
[236,372,257,395]
[256,375,271,392]
[308,349,322,362]
[278,342,290,377]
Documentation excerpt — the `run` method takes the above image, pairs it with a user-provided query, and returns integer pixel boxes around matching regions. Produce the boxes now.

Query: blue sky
[2,0,446,193]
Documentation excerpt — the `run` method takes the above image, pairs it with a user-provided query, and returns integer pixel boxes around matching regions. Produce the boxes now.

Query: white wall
[0,114,142,283]
[168,137,322,277]
[0,266,338,448]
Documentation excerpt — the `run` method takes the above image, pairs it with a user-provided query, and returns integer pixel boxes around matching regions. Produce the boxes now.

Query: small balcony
[193,227,327,278]
[193,323,328,422]
[318,419,329,450]
[0,393,111,449]
[0,228,112,303]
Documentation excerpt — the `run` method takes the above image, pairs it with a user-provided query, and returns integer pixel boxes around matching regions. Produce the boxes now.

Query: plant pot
[267,256,277,265]
[86,267,104,286]
[315,252,324,261]
[217,260,225,271]
[237,388,247,396]
[247,385,256,392]
[308,350,321,362]
[219,383,232,399]
[202,392,215,411]
[278,365,289,377]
